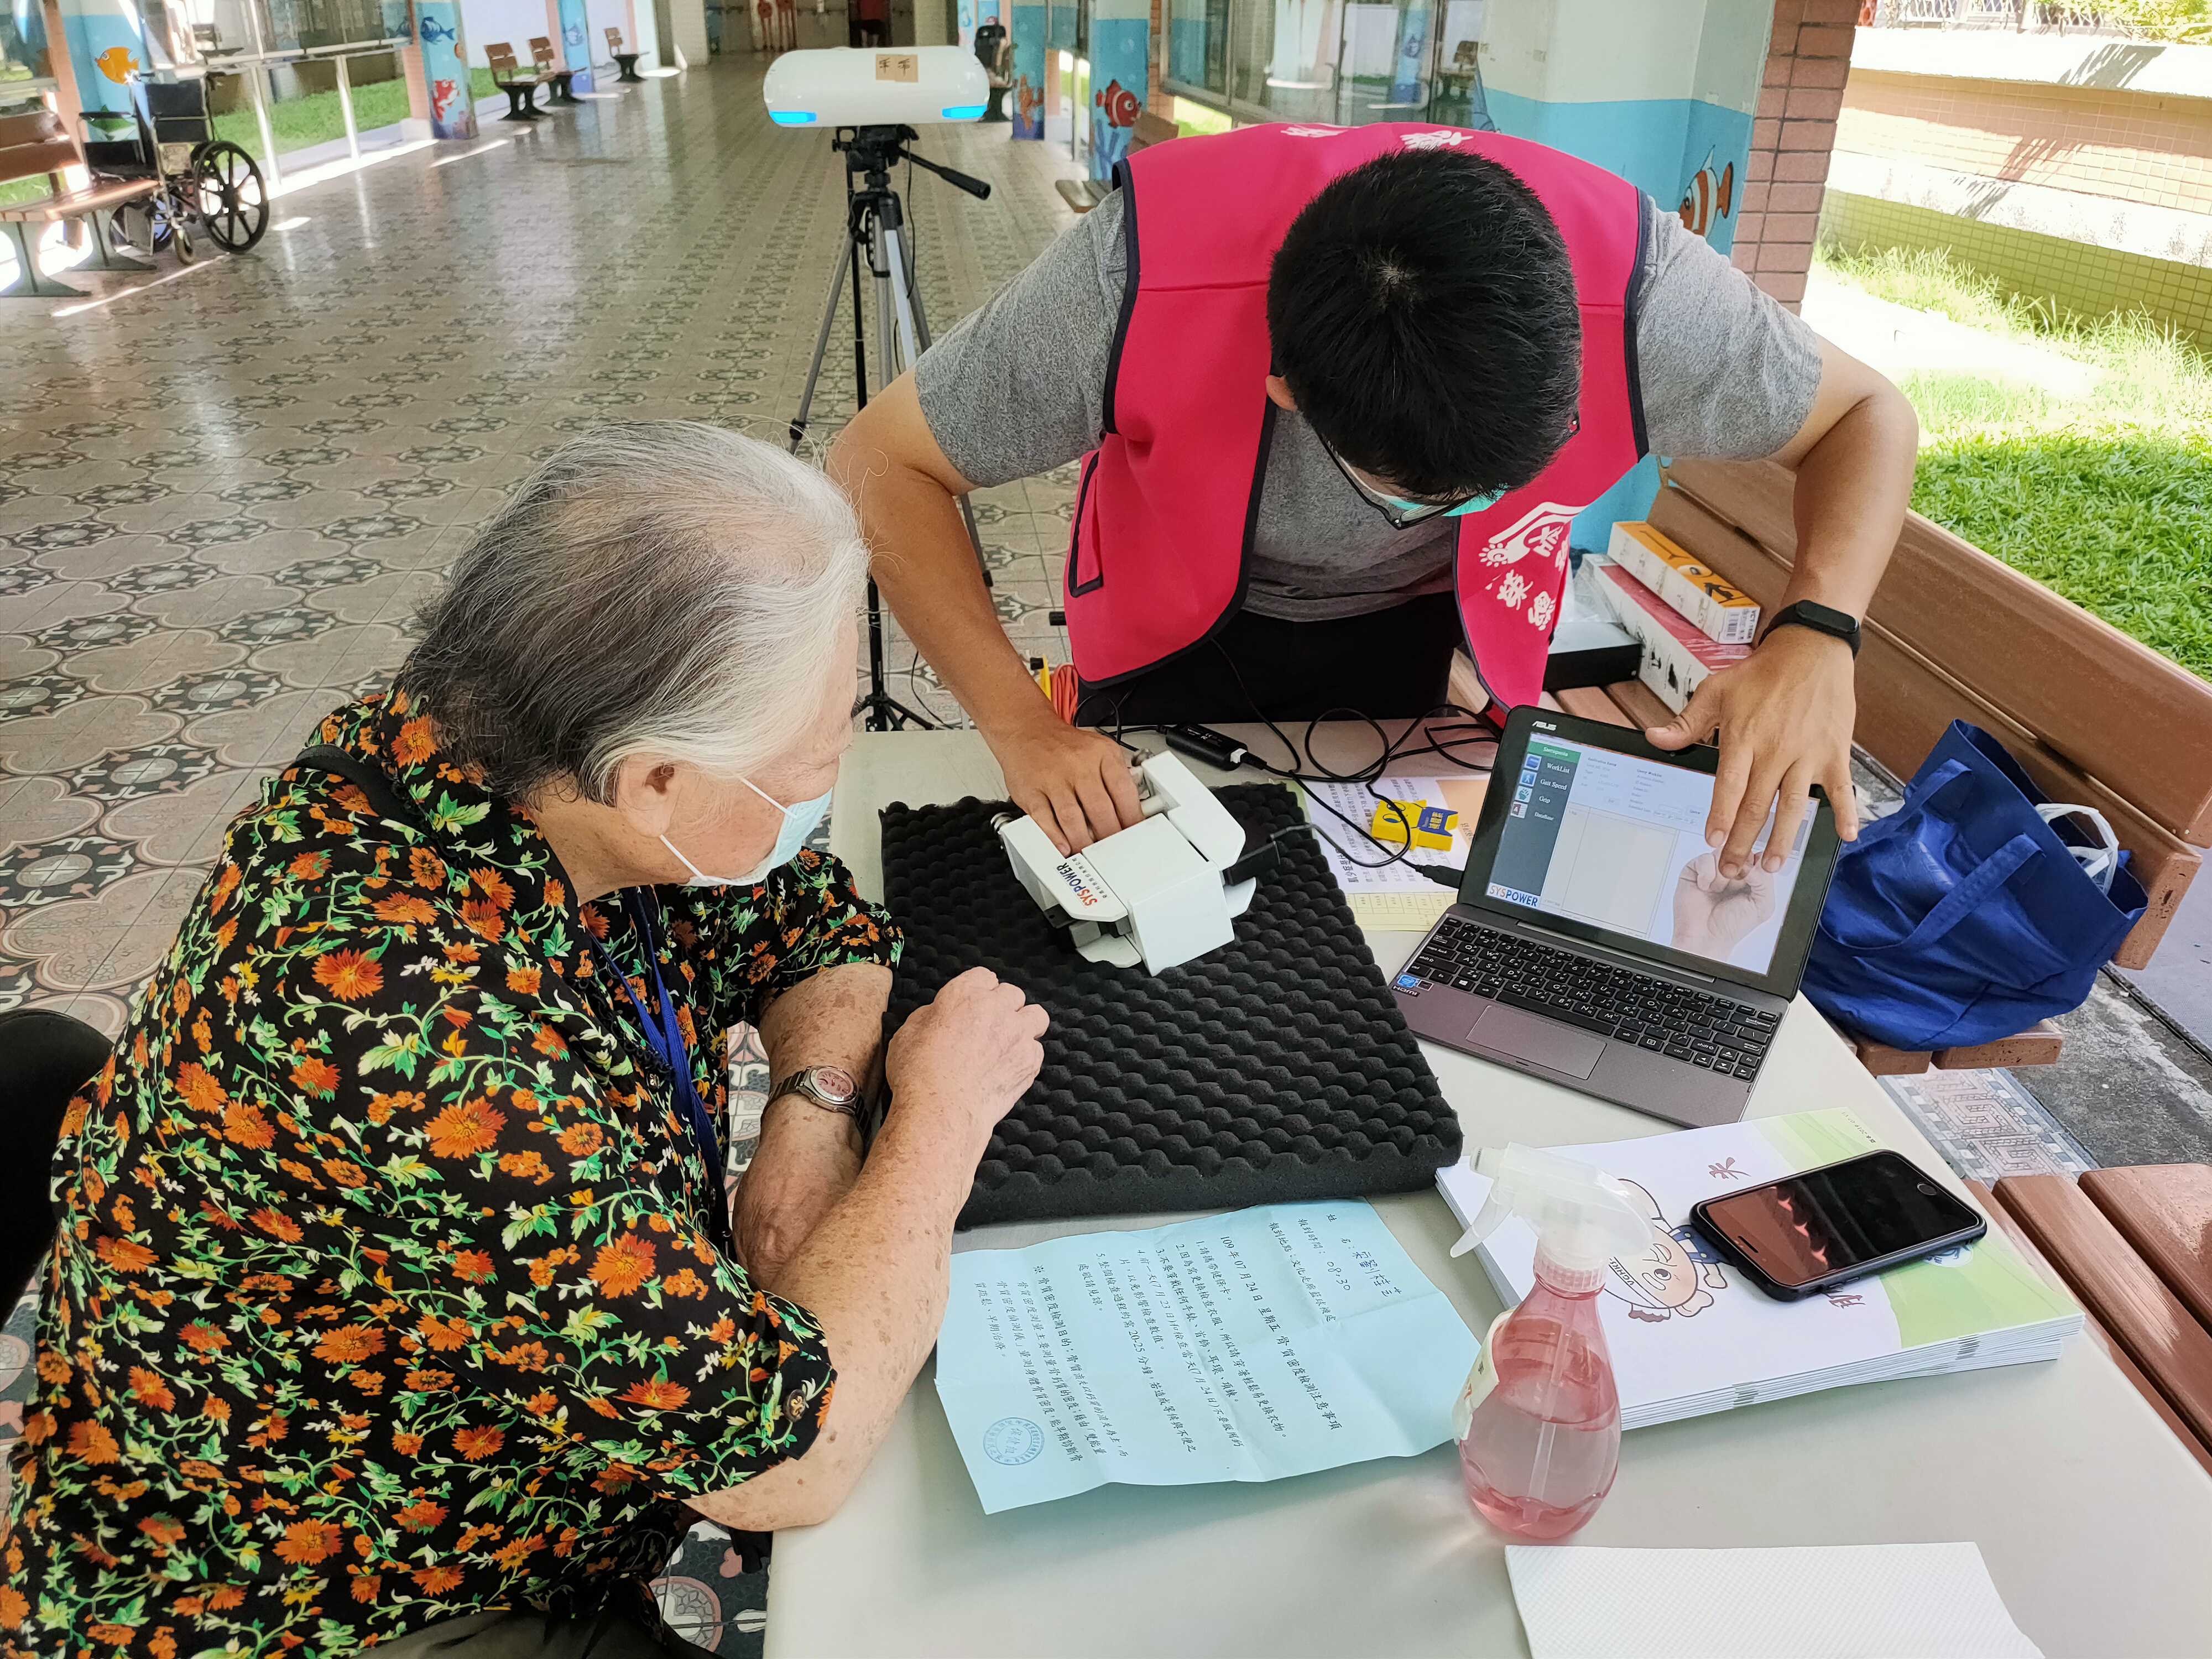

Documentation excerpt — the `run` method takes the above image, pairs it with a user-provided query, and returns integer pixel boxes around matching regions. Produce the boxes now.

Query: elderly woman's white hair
[403,421,868,804]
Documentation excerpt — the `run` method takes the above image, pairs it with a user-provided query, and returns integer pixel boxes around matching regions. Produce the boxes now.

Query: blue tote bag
[1802,722,2147,1051]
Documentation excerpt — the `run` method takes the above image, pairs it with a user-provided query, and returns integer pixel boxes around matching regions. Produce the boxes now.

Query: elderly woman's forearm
[688,1105,975,1531]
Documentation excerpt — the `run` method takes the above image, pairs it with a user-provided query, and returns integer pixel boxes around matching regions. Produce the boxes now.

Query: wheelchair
[84,74,270,263]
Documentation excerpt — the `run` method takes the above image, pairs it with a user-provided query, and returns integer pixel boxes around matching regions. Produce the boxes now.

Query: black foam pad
[880,785,1460,1229]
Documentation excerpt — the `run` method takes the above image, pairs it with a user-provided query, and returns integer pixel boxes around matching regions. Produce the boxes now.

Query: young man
[833,122,1918,886]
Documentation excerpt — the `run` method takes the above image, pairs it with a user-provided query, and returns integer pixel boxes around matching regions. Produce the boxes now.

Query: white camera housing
[765,46,990,128]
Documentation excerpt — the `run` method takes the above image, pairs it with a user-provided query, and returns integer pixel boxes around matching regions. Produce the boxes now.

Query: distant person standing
[849,0,889,48]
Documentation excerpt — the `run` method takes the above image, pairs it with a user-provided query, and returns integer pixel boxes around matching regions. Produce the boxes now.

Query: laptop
[1390,706,1842,1128]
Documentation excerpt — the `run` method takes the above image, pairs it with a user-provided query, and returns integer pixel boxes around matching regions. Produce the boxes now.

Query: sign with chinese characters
[936,1201,1478,1513]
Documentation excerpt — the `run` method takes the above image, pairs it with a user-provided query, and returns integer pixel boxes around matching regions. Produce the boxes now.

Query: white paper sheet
[1504,1543,2044,1659]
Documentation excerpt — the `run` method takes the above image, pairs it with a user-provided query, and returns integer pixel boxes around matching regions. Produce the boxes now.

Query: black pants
[1,1008,111,1311]
[1077,592,1463,728]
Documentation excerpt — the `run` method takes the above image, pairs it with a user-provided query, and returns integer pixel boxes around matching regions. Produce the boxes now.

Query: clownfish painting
[1094,77,1139,129]
[93,46,139,83]
[1678,150,1734,239]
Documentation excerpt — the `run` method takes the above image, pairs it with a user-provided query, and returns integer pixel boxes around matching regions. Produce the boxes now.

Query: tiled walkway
[1,52,1081,1040]
[2,54,1081,1656]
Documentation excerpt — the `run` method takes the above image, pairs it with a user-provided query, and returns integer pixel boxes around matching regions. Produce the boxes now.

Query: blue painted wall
[1088,1,1147,180]
[1010,0,1044,138]
[55,0,145,121]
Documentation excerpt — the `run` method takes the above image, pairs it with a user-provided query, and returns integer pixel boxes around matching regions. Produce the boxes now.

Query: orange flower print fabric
[2,688,899,1658]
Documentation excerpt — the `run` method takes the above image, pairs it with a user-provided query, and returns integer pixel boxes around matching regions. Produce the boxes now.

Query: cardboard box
[1592,560,1751,711]
[1606,520,1761,645]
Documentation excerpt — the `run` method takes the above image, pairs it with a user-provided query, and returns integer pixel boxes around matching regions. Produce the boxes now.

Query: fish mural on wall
[418,14,458,45]
[1091,77,1139,170]
[93,45,138,81]
[431,76,460,120]
[1678,150,1734,241]
[1014,74,1042,138]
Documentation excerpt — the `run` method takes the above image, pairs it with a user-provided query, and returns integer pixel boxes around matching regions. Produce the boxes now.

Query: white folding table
[771,724,2212,1659]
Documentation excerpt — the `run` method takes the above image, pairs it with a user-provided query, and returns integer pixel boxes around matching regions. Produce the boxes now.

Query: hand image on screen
[1671,851,1776,961]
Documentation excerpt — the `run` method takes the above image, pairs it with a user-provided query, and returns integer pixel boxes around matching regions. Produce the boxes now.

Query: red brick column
[1735,0,1855,310]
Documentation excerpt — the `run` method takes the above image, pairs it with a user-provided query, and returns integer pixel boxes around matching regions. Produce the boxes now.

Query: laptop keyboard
[1404,916,1777,1081]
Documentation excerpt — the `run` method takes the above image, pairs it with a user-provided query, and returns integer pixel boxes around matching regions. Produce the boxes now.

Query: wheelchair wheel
[171,208,196,265]
[191,140,268,252]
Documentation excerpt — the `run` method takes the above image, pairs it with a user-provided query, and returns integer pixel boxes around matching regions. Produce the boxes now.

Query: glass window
[2,0,53,86]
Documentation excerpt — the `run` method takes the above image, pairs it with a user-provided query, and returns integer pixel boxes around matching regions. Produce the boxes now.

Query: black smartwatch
[1761,599,1862,658]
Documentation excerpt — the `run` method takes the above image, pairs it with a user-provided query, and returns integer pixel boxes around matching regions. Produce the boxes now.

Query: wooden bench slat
[2080,1165,2212,1335]
[1552,685,1632,726]
[1847,1032,1933,1074]
[0,178,158,222]
[1667,456,2212,844]
[1994,1172,2212,1453]
[1602,678,1674,730]
[1933,1021,2064,1070]
[1973,1178,2212,1475]
[1651,483,2195,971]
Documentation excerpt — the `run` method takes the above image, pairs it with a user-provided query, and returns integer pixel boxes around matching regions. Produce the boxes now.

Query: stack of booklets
[1436,1110,2083,1431]
[1583,521,1762,712]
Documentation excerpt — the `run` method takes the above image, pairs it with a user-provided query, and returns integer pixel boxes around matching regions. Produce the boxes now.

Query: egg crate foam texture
[880,784,1460,1229]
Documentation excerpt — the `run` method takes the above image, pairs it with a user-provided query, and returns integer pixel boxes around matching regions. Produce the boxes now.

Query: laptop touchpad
[1469,1004,1605,1079]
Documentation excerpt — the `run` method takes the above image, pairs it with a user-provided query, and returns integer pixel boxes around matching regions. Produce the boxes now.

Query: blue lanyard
[583,889,722,1182]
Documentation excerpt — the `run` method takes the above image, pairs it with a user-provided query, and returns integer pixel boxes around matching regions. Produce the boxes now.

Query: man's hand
[734,1100,863,1285]
[987,713,1142,854]
[1672,851,1777,958]
[884,966,1048,1147]
[1647,625,1863,880]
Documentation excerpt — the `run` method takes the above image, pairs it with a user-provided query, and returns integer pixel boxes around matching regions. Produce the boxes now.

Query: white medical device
[764,46,990,127]
[997,752,1261,975]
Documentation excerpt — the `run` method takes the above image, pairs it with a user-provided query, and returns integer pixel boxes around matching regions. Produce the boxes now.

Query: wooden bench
[1983,1167,2212,1473]
[1054,108,1178,213]
[529,36,585,104]
[0,106,158,300]
[606,26,644,81]
[486,42,555,121]
[1508,456,2212,1076]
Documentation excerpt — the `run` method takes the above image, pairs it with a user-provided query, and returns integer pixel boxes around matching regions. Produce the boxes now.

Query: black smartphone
[1688,1150,1987,1301]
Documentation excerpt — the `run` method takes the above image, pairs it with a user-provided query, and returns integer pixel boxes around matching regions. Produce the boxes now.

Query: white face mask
[661,776,833,888]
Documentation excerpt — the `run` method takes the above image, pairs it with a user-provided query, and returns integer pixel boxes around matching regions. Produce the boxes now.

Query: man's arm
[832,375,1140,852]
[1647,337,1917,876]
[733,961,889,1284]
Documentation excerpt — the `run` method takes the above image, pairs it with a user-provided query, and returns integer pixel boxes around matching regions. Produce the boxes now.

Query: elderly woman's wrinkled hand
[885,965,1049,1146]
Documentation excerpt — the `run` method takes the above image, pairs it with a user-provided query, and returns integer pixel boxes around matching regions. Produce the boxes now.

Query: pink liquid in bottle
[1458,1260,1621,1542]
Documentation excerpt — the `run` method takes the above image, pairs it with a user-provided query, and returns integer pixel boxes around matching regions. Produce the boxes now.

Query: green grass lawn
[209,66,500,162]
[1819,243,2212,681]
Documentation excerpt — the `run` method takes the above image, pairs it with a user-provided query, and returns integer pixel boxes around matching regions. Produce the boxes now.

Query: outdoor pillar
[543,0,594,88]
[335,53,361,156]
[667,0,708,66]
[35,0,90,190]
[1086,0,1145,180]
[411,0,478,139]
[1009,0,1041,138]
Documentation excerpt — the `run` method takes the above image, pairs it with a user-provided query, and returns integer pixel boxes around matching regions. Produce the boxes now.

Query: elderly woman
[2,425,1046,1658]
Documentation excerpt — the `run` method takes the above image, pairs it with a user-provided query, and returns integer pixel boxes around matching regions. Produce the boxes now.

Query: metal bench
[486,41,554,121]
[606,25,644,82]
[529,35,584,104]
[0,106,159,299]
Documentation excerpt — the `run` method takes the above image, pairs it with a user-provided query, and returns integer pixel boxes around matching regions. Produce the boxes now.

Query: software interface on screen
[1485,734,1812,975]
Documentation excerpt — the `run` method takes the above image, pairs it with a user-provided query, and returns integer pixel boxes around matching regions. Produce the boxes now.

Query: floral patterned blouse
[2,686,901,1658]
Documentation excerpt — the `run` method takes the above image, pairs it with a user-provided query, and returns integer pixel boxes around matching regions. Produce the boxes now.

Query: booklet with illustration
[1437,1111,2081,1431]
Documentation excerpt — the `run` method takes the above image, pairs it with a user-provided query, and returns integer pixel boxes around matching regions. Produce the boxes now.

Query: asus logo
[1534,719,1557,730]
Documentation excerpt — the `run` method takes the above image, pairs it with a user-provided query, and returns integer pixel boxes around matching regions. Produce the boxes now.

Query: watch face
[812,1065,858,1103]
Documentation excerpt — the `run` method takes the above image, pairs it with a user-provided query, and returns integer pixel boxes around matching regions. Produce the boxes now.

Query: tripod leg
[788,236,853,453]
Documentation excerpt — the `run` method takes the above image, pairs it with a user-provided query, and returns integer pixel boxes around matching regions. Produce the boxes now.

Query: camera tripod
[789,123,993,732]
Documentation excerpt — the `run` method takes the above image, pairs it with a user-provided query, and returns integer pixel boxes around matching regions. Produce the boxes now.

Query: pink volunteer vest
[1064,122,1646,714]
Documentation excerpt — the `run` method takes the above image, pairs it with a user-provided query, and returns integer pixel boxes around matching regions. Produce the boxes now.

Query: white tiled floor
[1,53,1084,1038]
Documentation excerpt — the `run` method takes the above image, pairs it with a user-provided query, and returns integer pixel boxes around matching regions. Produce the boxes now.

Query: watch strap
[770,1067,863,1119]
[1764,599,1862,658]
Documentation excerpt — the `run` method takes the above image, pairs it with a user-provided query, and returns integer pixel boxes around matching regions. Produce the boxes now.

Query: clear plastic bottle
[1448,1145,1655,1543]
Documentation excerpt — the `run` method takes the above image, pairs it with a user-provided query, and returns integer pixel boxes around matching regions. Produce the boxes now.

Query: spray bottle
[1448,1144,1658,1541]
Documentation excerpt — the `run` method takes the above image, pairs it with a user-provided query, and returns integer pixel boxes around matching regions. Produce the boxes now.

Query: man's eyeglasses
[1319,416,1579,531]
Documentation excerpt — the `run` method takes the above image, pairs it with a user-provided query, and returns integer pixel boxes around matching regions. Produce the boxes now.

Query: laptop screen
[1483,732,1813,977]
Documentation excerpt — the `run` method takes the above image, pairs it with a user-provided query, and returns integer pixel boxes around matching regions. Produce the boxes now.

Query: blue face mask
[661,776,832,888]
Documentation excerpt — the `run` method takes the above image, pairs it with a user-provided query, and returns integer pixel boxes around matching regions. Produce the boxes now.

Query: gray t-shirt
[915,190,1823,621]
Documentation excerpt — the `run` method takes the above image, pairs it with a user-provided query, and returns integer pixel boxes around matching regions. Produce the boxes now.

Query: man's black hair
[1266,148,1584,502]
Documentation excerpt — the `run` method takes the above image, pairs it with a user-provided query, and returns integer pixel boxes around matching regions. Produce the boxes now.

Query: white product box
[1606,520,1762,645]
